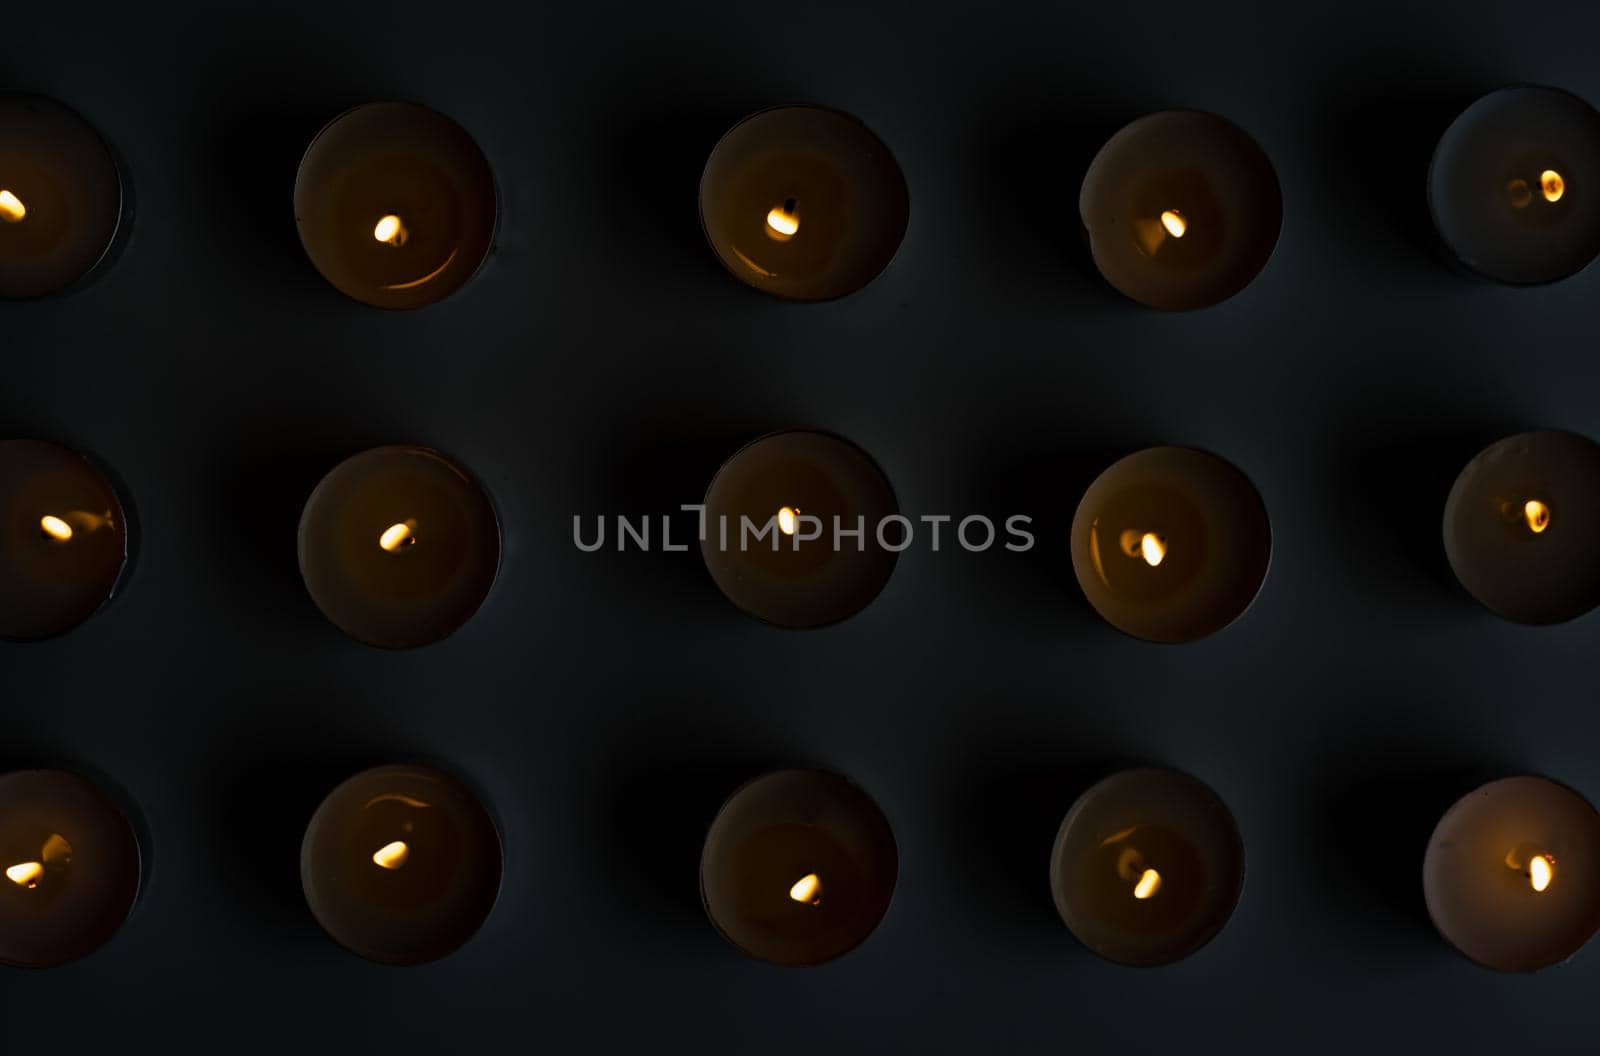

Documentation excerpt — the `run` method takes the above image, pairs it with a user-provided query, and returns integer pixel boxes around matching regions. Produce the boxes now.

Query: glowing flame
[379,519,417,551]
[1133,868,1162,900]
[39,515,73,542]
[766,199,799,242]
[1541,170,1565,203]
[1525,500,1551,534]
[1529,854,1554,893]
[788,873,822,905]
[373,214,408,247]
[0,190,24,223]
[372,841,410,870]
[1160,210,1187,238]
[1118,530,1167,566]
[777,506,800,536]
[5,862,43,889]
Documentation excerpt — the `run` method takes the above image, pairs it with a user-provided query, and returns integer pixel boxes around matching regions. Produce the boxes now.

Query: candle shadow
[966,103,1151,311]
[1329,425,1524,615]
[590,94,753,292]
[964,439,1141,633]
[1313,86,1484,280]
[198,432,369,634]
[577,406,786,627]
[942,741,1147,954]
[1308,758,1512,961]
[590,723,797,945]
[193,97,352,297]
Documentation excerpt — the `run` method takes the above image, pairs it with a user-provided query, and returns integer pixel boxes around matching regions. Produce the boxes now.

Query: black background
[6,0,1600,1050]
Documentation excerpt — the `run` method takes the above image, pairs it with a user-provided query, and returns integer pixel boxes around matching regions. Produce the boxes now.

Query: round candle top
[301,763,501,965]
[1070,446,1270,643]
[701,431,899,628]
[1050,768,1244,966]
[1443,430,1600,624]
[1424,776,1600,972]
[298,445,500,648]
[699,105,910,301]
[1429,86,1600,284]
[0,439,130,641]
[0,95,124,300]
[700,769,897,966]
[0,769,141,968]
[294,102,497,309]
[1080,110,1282,310]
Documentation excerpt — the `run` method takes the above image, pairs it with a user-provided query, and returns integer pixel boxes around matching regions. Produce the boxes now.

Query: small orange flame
[1133,868,1162,900]
[1541,170,1566,203]
[0,190,25,223]
[1160,210,1187,238]
[39,515,73,542]
[379,519,417,551]
[5,862,43,888]
[789,873,822,905]
[1525,500,1551,534]
[765,200,799,242]
[777,506,800,536]
[1529,854,1554,893]
[372,841,410,870]
[374,214,408,247]
[1121,529,1167,566]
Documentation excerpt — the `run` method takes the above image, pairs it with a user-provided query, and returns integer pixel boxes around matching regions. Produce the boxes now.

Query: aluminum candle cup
[294,102,497,309]
[699,105,909,301]
[1423,776,1600,972]
[701,431,899,628]
[1442,430,1600,624]
[1080,110,1282,310]
[297,445,500,648]
[700,769,897,966]
[0,439,130,641]
[1070,446,1270,643]
[0,770,141,968]
[1429,86,1600,284]
[300,763,502,965]
[0,95,126,299]
[1050,768,1245,966]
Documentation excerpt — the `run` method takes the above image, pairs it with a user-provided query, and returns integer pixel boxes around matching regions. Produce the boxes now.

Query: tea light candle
[1079,111,1282,310]
[0,95,126,299]
[1442,430,1600,624]
[699,105,910,301]
[0,439,130,641]
[294,102,497,309]
[1069,446,1271,642]
[700,769,897,966]
[1429,86,1600,284]
[297,445,500,648]
[1424,776,1600,971]
[0,769,141,968]
[1050,767,1245,966]
[701,430,899,628]
[300,763,501,965]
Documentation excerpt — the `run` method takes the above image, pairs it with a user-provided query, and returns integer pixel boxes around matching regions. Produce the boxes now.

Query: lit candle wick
[766,199,800,241]
[1160,209,1187,238]
[5,861,43,889]
[1524,499,1551,534]
[777,506,800,536]
[373,214,409,247]
[1529,854,1554,892]
[0,189,25,223]
[788,872,823,905]
[379,519,418,551]
[372,840,410,870]
[39,515,73,542]
[1132,868,1162,900]
[1119,529,1167,566]
[1541,169,1566,203]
